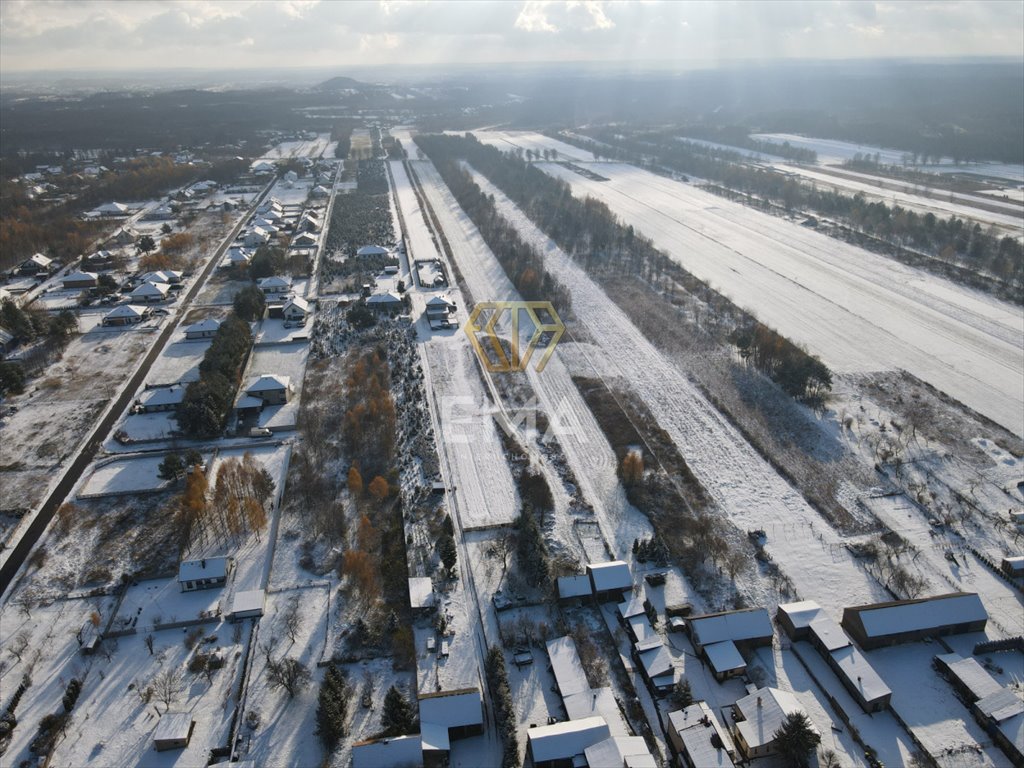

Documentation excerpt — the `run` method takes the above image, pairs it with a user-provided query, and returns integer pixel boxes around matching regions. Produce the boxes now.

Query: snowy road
[476,132,1024,435]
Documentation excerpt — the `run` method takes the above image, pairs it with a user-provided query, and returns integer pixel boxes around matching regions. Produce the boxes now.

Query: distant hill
[317,76,369,92]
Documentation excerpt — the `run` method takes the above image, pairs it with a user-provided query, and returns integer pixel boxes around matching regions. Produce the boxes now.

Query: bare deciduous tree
[8,631,29,664]
[152,666,184,712]
[266,656,310,699]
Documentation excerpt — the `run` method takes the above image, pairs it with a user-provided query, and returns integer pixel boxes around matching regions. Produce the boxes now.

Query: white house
[282,296,309,323]
[142,269,182,285]
[184,317,221,340]
[283,170,299,183]
[244,227,272,249]
[178,556,234,592]
[102,304,150,326]
[140,385,186,413]
[256,276,292,297]
[223,246,253,269]
[366,291,403,312]
[18,253,54,275]
[251,160,276,175]
[731,688,817,761]
[527,717,612,768]
[130,281,170,303]
[357,244,389,257]
[245,374,292,405]
[291,232,317,248]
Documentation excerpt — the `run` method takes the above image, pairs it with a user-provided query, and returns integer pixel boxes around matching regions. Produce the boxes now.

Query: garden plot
[79,453,207,498]
[256,314,315,345]
[116,411,179,443]
[245,343,309,430]
[0,319,158,515]
[194,275,249,306]
[144,336,210,386]
[476,131,1024,435]
[869,643,1008,766]
[260,132,334,160]
[463,166,887,611]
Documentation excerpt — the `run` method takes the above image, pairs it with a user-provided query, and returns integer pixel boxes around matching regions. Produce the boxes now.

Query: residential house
[62,271,98,290]
[256,276,292,297]
[668,702,736,768]
[245,374,292,406]
[184,318,221,340]
[366,292,403,312]
[178,556,234,592]
[140,385,186,413]
[310,184,330,198]
[586,561,632,602]
[292,232,318,249]
[244,227,272,248]
[418,688,484,767]
[527,716,611,768]
[352,735,422,768]
[283,297,310,324]
[102,304,150,326]
[18,253,54,275]
[142,270,182,284]
[584,736,656,768]
[357,244,389,257]
[95,201,130,216]
[685,607,773,681]
[731,687,817,761]
[130,281,170,303]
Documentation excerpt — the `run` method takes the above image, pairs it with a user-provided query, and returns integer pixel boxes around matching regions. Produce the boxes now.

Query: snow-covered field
[463,165,890,612]
[475,132,1023,435]
[260,133,335,160]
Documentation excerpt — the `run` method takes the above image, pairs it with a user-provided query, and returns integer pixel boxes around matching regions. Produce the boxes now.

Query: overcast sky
[1,0,1021,73]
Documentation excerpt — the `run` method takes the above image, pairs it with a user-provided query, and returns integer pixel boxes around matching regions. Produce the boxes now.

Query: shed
[841,592,987,650]
[546,636,590,698]
[586,561,631,601]
[1001,556,1024,576]
[230,589,266,620]
[408,577,435,613]
[703,640,746,681]
[557,574,592,601]
[153,712,194,751]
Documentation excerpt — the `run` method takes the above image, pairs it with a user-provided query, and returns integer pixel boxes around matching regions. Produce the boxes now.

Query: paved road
[0,180,273,598]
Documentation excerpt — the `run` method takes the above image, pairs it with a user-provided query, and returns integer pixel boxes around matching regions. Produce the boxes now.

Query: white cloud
[568,0,614,31]
[515,1,558,33]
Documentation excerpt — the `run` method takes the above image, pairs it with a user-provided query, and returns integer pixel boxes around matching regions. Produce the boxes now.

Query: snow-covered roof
[247,374,290,393]
[777,600,826,631]
[420,720,449,752]
[130,281,169,298]
[178,556,231,583]
[141,385,186,408]
[96,201,130,214]
[153,712,193,743]
[63,270,98,284]
[584,736,655,768]
[366,291,402,305]
[143,270,182,284]
[357,245,389,256]
[637,642,674,680]
[425,295,455,309]
[25,253,53,268]
[418,687,482,730]
[351,735,422,768]
[733,688,815,751]
[557,574,592,599]
[618,595,646,620]
[563,688,628,738]
[257,276,292,290]
[292,232,317,246]
[185,318,221,335]
[935,653,1003,701]
[628,614,657,644]
[408,576,434,609]
[687,608,773,648]
[704,640,746,675]
[809,616,850,652]
[843,592,987,640]
[669,702,736,768]
[829,645,891,704]
[587,560,631,592]
[104,304,148,320]
[231,589,266,616]
[977,688,1024,722]
[527,716,611,764]
[284,296,309,313]
[225,247,252,263]
[546,636,590,698]
[235,395,264,410]
[310,185,330,197]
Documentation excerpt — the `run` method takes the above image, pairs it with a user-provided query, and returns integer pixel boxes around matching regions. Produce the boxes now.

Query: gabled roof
[366,291,402,305]
[704,640,746,675]
[178,556,231,582]
[843,592,987,640]
[425,295,455,308]
[527,716,611,763]
[141,385,186,408]
[418,687,483,729]
[357,244,389,256]
[130,281,169,297]
[292,232,317,246]
[142,270,182,284]
[24,253,53,268]
[587,560,631,592]
[563,688,628,738]
[104,304,149,320]
[584,736,655,768]
[637,642,674,679]
[96,201,129,214]
[935,653,1004,701]
[284,296,309,313]
[687,608,773,648]
[257,276,292,290]
[618,595,646,620]
[185,318,221,334]
[351,735,422,768]
[830,645,891,704]
[670,703,736,768]
[546,636,589,698]
[557,574,592,599]
[734,688,815,750]
[247,374,290,393]
[63,270,98,283]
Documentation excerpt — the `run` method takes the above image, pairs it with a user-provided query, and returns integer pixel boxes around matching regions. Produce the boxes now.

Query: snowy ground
[78,454,203,498]
[474,132,1023,436]
[245,342,309,431]
[464,164,890,612]
[260,133,335,160]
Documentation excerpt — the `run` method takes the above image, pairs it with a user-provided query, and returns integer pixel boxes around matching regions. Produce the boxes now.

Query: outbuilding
[841,592,987,650]
[586,561,631,602]
[153,712,195,752]
[230,589,266,620]
[178,556,234,592]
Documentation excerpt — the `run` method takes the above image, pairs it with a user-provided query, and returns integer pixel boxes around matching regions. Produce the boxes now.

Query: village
[0,110,1022,768]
